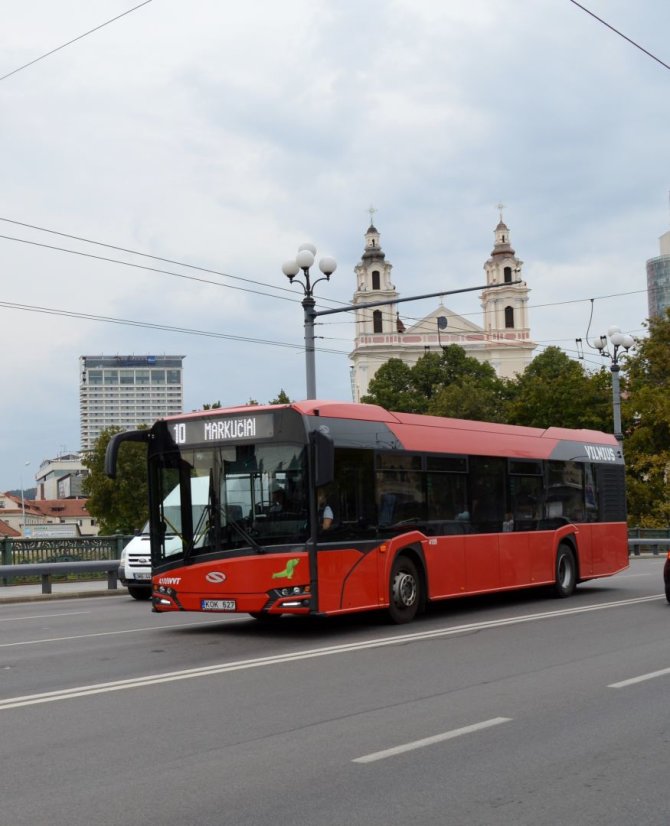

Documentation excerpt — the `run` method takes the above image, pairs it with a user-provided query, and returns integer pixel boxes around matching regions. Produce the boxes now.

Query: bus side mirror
[104,429,149,478]
[312,430,334,488]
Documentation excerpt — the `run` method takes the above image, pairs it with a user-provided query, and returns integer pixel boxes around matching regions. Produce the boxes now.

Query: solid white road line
[0,595,662,709]
[0,611,90,623]
[0,618,243,647]
[609,667,670,689]
[352,717,512,763]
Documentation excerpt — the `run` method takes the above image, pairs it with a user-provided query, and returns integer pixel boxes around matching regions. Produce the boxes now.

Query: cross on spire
[496,202,505,223]
[368,205,377,226]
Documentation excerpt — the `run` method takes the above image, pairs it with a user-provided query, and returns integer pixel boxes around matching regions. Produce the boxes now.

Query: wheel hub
[393,571,417,608]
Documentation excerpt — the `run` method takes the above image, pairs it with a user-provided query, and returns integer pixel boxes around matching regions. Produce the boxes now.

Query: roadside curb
[0,589,128,605]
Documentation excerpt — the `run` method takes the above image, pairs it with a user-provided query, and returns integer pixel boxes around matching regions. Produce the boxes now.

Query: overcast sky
[1,0,668,491]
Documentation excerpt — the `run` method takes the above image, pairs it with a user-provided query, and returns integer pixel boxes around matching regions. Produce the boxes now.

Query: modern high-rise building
[646,229,670,320]
[79,355,185,451]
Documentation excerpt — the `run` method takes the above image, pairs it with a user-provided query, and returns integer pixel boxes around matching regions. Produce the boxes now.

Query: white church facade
[349,213,537,401]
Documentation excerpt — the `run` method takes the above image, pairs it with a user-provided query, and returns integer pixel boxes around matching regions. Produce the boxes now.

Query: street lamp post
[592,326,634,448]
[20,460,30,535]
[282,244,337,400]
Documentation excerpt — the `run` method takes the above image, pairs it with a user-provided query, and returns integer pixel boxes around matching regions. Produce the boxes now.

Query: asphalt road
[1,559,668,826]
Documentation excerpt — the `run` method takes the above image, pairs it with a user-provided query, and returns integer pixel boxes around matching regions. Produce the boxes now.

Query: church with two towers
[348,211,537,401]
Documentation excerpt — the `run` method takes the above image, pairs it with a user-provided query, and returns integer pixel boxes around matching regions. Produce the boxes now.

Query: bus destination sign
[171,415,274,446]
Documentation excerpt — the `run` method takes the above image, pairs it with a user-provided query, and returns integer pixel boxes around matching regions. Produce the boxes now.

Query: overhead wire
[567,0,670,72]
[0,217,356,312]
[0,233,303,305]
[0,1,154,83]
[0,219,645,370]
[0,299,349,356]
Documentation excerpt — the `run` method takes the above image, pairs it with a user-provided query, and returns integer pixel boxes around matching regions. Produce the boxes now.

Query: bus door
[466,457,505,591]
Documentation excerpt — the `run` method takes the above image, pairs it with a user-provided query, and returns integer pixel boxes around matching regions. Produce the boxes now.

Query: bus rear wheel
[388,556,421,624]
[553,544,577,598]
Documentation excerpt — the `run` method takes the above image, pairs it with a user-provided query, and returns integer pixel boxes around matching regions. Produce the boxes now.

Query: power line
[568,0,670,72]
[0,1,154,83]
[0,216,301,298]
[0,216,356,314]
[2,218,646,326]
[0,228,646,344]
[0,299,349,355]
[0,233,302,305]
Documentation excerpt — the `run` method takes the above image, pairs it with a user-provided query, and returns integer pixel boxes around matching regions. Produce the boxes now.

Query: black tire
[553,544,577,598]
[128,586,152,601]
[388,555,421,624]
[249,612,283,622]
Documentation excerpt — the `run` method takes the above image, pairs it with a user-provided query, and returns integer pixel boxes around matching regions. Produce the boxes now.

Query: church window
[504,266,512,283]
[372,270,380,290]
[505,306,514,328]
[373,310,383,333]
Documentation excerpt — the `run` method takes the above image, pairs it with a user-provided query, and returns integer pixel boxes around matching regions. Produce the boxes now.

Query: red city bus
[105,401,629,623]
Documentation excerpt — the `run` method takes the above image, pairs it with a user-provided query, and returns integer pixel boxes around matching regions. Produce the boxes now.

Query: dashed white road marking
[353,717,512,763]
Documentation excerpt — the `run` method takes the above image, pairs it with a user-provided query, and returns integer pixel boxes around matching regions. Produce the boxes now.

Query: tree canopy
[362,346,508,418]
[505,347,611,431]
[81,427,148,535]
[621,310,670,526]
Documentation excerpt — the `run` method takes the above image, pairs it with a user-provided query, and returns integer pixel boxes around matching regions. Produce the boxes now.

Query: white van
[118,524,153,600]
[118,477,209,600]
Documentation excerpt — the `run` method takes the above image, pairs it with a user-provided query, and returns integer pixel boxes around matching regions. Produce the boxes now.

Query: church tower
[480,207,534,377]
[349,207,536,401]
[352,217,398,335]
[349,215,401,401]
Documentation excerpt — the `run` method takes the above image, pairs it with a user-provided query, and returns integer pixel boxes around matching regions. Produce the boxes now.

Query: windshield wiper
[226,514,265,554]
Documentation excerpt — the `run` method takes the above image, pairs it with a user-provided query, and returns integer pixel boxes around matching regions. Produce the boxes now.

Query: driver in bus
[317,487,334,530]
[269,483,286,513]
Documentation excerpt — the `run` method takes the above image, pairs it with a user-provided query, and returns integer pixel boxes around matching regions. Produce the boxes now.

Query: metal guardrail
[628,537,670,556]
[0,560,119,594]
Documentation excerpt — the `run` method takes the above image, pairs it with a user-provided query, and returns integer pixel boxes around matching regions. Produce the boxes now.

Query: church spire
[491,202,515,257]
[362,206,385,261]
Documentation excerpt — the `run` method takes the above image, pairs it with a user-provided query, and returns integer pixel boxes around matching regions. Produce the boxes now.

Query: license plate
[133,572,151,581]
[201,599,236,611]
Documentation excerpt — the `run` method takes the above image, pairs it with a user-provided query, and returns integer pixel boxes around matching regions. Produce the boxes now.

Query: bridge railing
[0,535,132,566]
[0,535,134,590]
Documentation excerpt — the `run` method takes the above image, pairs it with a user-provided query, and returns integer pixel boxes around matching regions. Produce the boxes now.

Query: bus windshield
[153,441,308,562]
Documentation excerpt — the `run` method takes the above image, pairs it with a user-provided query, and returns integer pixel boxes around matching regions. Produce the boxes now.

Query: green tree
[362,346,509,419]
[622,311,670,525]
[425,346,510,421]
[428,375,509,422]
[202,400,222,410]
[82,427,148,535]
[506,347,611,431]
[268,389,291,404]
[361,358,420,412]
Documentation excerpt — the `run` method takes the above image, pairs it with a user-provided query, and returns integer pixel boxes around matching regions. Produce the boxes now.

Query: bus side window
[469,457,506,533]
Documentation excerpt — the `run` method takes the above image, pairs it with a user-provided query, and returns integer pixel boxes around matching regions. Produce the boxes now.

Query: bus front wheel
[388,556,421,624]
[249,612,283,623]
[553,544,577,598]
[127,586,151,601]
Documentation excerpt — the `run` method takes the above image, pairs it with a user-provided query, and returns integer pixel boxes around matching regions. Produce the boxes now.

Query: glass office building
[80,355,184,451]
[646,230,670,320]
